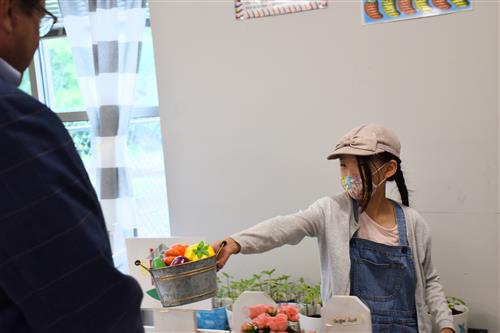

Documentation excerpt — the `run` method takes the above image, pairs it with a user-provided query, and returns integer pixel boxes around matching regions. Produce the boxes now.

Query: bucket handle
[215,240,227,258]
[134,260,152,273]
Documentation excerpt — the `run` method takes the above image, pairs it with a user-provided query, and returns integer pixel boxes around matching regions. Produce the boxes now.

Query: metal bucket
[135,242,224,307]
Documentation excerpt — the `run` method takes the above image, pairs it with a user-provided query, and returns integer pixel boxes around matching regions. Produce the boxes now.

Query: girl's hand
[440,328,455,333]
[211,238,241,271]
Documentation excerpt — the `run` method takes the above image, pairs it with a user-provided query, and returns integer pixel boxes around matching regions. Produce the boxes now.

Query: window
[28,1,170,240]
[135,27,159,109]
[19,70,31,94]
[38,37,85,112]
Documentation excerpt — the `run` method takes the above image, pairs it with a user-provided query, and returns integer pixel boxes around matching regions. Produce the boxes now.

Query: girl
[214,124,455,333]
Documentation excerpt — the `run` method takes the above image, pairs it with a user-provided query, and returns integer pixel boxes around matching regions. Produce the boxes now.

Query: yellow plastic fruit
[184,241,215,261]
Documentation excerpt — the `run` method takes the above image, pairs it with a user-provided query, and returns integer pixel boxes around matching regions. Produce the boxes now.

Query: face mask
[341,163,388,200]
[341,175,363,200]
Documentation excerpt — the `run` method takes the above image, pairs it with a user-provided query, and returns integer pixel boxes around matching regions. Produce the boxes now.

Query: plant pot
[299,313,322,333]
[300,303,322,317]
[451,305,469,333]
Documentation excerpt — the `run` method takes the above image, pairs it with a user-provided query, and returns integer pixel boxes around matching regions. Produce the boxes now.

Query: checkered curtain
[59,0,147,266]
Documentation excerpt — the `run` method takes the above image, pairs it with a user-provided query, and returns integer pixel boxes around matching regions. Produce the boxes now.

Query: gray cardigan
[231,193,454,332]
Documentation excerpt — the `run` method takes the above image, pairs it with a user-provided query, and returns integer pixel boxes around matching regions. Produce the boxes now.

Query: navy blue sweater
[0,77,144,332]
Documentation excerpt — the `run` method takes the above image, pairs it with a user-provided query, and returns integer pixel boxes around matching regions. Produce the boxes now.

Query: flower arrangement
[240,304,307,333]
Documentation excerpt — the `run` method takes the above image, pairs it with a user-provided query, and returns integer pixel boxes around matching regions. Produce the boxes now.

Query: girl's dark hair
[356,152,409,212]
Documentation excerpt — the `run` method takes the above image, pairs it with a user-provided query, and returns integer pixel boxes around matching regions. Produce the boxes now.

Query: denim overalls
[350,201,419,333]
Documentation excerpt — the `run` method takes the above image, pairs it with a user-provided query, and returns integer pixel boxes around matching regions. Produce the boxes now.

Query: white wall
[150,2,499,331]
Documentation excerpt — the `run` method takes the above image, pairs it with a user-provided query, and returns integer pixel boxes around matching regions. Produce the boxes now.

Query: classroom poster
[235,0,328,20]
[362,0,472,24]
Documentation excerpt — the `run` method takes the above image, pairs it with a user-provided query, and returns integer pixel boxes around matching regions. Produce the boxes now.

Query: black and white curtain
[59,0,147,265]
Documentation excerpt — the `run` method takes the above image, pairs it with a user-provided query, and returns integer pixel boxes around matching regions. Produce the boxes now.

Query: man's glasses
[39,7,58,38]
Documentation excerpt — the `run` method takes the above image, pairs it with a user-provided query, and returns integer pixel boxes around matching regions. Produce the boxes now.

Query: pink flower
[253,313,270,329]
[279,304,299,321]
[267,313,288,331]
[248,304,275,319]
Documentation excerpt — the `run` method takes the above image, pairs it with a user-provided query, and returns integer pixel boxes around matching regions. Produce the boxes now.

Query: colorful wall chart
[235,0,328,20]
[362,0,471,24]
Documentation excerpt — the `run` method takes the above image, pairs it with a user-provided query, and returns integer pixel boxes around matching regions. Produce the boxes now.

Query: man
[0,1,144,332]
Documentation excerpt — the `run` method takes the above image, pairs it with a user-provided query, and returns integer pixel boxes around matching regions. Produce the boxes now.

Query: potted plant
[214,272,235,308]
[295,279,322,333]
[447,296,469,333]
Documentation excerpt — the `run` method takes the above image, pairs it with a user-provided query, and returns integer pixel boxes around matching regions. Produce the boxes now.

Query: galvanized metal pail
[135,242,224,307]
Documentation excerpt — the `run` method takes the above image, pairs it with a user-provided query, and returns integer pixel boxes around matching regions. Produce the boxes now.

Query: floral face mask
[341,163,388,200]
[341,175,363,200]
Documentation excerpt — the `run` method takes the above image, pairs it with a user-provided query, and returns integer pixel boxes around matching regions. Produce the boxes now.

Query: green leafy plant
[215,272,235,307]
[214,268,322,315]
[299,282,322,316]
[446,296,467,315]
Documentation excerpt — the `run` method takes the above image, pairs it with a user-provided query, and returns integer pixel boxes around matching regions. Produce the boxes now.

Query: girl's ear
[385,159,398,179]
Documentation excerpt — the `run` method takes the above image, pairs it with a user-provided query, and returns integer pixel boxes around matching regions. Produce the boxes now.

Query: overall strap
[392,201,409,246]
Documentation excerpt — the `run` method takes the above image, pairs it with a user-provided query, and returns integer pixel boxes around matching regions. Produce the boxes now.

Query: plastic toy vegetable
[165,244,188,257]
[152,256,166,269]
[184,241,215,262]
[170,256,190,266]
[164,255,176,266]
